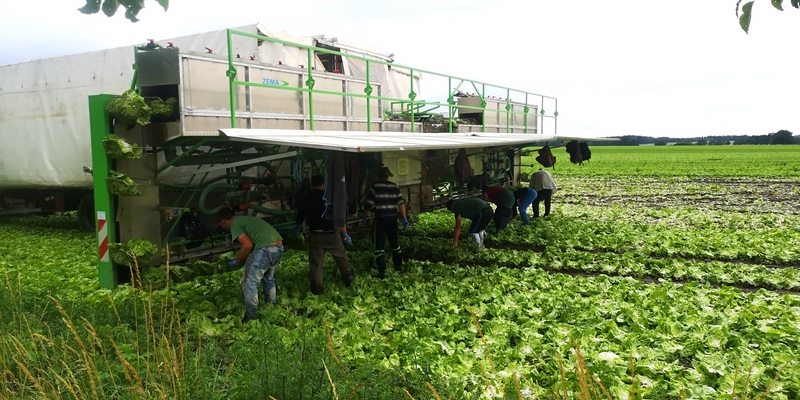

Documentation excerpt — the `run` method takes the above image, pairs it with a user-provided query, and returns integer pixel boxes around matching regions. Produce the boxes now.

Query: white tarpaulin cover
[255,25,324,68]
[0,24,363,188]
[0,47,134,188]
[0,24,260,188]
[219,128,611,153]
[317,35,421,102]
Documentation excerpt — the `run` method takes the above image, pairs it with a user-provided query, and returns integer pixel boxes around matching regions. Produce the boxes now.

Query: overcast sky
[1,0,797,138]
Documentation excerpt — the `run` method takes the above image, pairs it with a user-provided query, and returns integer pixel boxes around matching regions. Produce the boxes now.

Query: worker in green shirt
[446,197,494,250]
[481,185,516,231]
[218,207,284,323]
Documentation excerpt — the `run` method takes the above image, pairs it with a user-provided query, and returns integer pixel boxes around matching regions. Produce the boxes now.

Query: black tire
[77,195,95,232]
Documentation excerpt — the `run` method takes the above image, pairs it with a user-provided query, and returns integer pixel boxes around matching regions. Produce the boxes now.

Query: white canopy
[219,128,613,153]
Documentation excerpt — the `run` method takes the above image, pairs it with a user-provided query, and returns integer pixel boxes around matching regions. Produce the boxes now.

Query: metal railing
[225,29,558,134]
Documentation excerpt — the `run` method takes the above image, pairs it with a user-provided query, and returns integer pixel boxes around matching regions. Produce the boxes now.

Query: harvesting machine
[0,24,601,288]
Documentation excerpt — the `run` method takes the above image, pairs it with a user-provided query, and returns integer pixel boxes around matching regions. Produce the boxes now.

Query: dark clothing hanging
[294,189,335,232]
[326,151,349,229]
[453,148,474,185]
[344,154,365,214]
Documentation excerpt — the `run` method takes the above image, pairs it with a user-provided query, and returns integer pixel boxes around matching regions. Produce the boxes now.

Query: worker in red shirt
[481,185,515,231]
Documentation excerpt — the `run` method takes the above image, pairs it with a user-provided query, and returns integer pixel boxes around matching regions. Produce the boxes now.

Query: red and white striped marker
[97,211,109,263]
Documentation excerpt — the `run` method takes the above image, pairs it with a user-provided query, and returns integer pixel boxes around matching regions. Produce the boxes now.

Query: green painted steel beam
[365,60,372,131]
[227,29,556,100]
[448,77,454,133]
[157,139,209,174]
[89,95,117,289]
[230,79,551,118]
[157,137,195,154]
[225,29,558,135]
[226,30,237,128]
[306,48,315,131]
[130,47,140,93]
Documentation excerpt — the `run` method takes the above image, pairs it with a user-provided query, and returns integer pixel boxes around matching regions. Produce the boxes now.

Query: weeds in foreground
[0,257,793,400]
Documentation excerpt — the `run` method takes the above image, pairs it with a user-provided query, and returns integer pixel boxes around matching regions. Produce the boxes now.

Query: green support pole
[554,98,558,135]
[409,69,416,133]
[540,95,545,136]
[524,94,529,134]
[130,48,139,93]
[505,89,511,133]
[226,30,237,128]
[365,60,372,131]
[89,95,117,289]
[481,84,486,133]
[448,77,454,133]
[306,49,316,131]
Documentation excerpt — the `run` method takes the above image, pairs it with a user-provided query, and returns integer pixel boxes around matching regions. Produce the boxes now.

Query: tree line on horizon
[586,130,796,146]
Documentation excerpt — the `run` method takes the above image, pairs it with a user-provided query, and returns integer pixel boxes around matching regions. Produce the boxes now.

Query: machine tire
[77,195,95,232]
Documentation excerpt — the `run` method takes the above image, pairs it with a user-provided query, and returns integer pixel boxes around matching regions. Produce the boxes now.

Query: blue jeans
[242,245,283,319]
[517,188,538,225]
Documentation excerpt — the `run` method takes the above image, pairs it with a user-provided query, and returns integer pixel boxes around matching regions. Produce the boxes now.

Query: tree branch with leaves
[737,0,799,33]
[79,0,169,22]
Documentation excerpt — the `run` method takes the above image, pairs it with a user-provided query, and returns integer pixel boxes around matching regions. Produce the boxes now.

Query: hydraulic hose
[271,221,296,229]
[158,175,227,191]
[249,204,295,216]
[199,182,239,215]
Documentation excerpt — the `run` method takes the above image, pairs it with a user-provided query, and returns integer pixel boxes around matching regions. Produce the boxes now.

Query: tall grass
[0,249,790,399]
[0,269,789,400]
[0,253,200,400]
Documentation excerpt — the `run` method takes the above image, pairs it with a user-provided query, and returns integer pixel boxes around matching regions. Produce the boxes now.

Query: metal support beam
[89,94,117,289]
[159,151,299,179]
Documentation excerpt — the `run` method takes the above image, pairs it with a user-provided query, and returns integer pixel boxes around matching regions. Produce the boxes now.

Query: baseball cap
[378,166,393,177]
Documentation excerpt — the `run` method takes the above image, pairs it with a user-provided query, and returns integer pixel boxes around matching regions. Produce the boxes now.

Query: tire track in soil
[489,242,800,270]
[557,177,800,213]
[408,232,800,269]
[400,234,800,294]
[402,250,800,295]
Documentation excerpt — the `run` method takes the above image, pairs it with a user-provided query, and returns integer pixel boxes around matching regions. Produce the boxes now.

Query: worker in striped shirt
[362,166,409,279]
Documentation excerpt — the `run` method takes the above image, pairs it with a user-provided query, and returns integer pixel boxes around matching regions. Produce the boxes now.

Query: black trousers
[533,189,553,217]
[373,216,402,273]
[493,206,513,231]
[468,207,494,233]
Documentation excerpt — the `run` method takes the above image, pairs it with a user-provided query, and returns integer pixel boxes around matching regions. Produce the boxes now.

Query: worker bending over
[446,197,493,250]
[218,207,283,323]
[481,185,516,231]
[512,188,538,225]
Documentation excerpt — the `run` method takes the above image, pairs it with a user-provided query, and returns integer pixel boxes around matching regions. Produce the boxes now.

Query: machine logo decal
[261,78,290,87]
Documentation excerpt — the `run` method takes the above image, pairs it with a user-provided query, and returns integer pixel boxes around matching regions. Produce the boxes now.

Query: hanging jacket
[453,148,473,185]
[344,153,365,214]
[326,151,348,229]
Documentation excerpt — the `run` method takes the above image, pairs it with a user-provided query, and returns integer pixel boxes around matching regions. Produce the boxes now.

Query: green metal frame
[224,29,558,135]
[89,95,117,289]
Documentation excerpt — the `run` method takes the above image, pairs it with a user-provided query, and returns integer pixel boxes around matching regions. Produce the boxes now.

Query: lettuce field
[2,145,800,399]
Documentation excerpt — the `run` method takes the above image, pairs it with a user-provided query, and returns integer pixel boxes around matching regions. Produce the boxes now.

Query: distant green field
[521,145,800,177]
